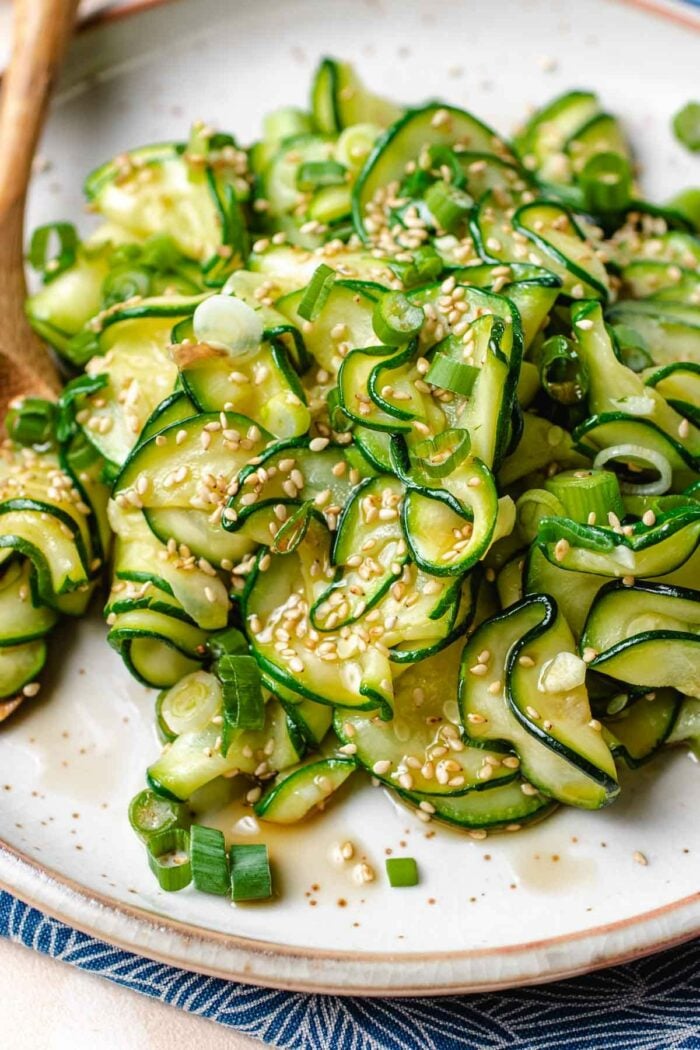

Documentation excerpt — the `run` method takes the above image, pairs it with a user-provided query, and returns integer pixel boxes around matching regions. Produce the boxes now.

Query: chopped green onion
[259,390,312,438]
[193,294,263,354]
[230,843,272,901]
[665,188,700,232]
[611,325,652,373]
[296,160,347,191]
[28,222,78,281]
[5,398,56,447]
[147,828,192,891]
[218,654,265,746]
[157,671,222,740]
[385,857,419,887]
[334,123,381,171]
[297,264,336,321]
[263,106,312,144]
[515,489,566,543]
[190,824,230,896]
[424,180,472,233]
[425,353,479,395]
[207,627,248,661]
[411,428,471,479]
[672,101,700,153]
[579,152,633,214]
[539,335,588,405]
[592,445,673,496]
[271,501,313,554]
[128,789,184,842]
[545,469,625,526]
[102,265,152,307]
[392,245,444,289]
[372,291,424,344]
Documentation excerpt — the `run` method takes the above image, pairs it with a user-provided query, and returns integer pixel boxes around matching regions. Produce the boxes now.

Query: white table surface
[0,937,262,1050]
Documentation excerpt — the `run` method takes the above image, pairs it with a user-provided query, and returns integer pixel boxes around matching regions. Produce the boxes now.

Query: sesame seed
[554,538,570,562]
[582,646,598,663]
[678,418,690,439]
[525,706,541,720]
[518,655,535,668]
[352,862,375,885]
[521,783,539,797]
[309,437,330,452]
[633,850,648,866]
[372,759,391,775]
[642,509,656,527]
[22,682,41,698]
[469,663,489,676]
[338,743,357,756]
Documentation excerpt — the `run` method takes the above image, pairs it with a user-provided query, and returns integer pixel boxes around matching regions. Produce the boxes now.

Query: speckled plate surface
[0,0,698,996]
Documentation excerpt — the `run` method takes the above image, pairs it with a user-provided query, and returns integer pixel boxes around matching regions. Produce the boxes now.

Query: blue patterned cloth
[1,890,698,1048]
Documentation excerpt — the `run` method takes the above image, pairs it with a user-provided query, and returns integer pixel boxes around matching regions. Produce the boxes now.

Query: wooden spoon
[0,0,80,420]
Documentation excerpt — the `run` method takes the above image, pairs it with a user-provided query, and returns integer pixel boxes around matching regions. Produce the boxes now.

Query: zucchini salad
[2,59,699,901]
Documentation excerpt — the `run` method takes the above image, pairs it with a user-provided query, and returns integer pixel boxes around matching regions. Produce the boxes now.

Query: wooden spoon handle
[0,0,80,411]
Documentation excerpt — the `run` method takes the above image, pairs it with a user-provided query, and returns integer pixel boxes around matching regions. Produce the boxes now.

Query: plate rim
[2,835,699,995]
[2,0,699,997]
[85,0,700,34]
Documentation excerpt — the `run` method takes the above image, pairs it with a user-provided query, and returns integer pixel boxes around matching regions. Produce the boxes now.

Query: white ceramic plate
[1,0,699,996]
